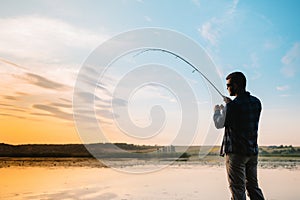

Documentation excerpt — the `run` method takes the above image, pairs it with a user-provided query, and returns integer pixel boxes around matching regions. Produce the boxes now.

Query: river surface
[0,162,299,200]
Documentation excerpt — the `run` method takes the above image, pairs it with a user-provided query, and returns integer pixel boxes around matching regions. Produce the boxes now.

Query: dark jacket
[214,92,262,156]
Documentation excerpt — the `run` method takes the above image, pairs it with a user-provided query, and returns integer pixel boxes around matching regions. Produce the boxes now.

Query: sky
[0,0,300,146]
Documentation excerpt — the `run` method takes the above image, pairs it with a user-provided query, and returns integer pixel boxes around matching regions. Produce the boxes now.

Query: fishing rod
[134,48,225,99]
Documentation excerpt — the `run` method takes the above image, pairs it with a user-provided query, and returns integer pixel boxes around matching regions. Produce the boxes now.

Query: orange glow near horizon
[0,116,81,145]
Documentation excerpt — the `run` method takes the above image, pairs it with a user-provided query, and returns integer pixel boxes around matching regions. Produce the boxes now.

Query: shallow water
[0,164,299,200]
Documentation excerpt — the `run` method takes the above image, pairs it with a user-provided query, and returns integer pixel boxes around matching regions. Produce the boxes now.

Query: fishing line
[134,48,225,99]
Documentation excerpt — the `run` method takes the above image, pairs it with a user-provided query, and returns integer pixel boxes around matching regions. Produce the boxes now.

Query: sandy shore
[0,164,300,200]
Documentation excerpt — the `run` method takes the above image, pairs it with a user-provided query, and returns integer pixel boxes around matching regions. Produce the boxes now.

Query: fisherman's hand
[223,96,232,104]
[214,105,221,111]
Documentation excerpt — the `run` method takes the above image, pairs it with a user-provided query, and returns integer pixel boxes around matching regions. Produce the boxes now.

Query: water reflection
[0,165,299,200]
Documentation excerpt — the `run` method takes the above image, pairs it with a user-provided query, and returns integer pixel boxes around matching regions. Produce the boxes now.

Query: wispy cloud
[0,57,28,70]
[276,85,290,91]
[0,113,27,119]
[0,16,108,62]
[32,104,73,121]
[276,84,291,98]
[24,73,71,90]
[200,19,220,46]
[144,16,152,22]
[245,53,262,80]
[191,0,200,7]
[199,0,239,46]
[0,60,74,123]
[263,37,282,50]
[250,53,260,68]
[2,95,18,101]
[279,94,291,97]
[281,42,300,77]
[0,87,74,122]
[250,71,262,80]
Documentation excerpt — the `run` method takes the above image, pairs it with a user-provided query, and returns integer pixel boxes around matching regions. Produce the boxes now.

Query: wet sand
[0,163,300,200]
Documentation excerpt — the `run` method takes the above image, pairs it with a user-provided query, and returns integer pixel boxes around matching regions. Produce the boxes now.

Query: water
[0,162,300,200]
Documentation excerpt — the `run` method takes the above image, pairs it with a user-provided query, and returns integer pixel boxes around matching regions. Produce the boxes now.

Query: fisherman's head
[226,71,246,96]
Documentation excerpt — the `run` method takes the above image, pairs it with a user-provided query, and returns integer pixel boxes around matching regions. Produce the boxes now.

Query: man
[213,72,265,200]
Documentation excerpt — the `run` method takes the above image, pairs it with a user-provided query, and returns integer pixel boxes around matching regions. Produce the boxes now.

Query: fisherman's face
[226,79,237,96]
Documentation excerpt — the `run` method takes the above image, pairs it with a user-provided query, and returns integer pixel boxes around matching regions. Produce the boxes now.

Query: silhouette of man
[213,72,265,200]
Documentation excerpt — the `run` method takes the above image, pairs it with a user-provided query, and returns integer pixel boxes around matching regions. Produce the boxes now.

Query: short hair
[226,71,246,89]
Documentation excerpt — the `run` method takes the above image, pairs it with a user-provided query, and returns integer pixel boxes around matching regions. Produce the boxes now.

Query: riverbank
[1,156,299,170]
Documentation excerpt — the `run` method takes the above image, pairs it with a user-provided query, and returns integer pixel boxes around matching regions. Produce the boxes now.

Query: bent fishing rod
[134,48,226,99]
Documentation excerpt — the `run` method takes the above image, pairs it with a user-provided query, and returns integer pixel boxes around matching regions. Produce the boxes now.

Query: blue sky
[0,0,299,145]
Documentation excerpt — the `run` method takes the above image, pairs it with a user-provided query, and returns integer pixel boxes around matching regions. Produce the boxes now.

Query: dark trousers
[225,154,265,200]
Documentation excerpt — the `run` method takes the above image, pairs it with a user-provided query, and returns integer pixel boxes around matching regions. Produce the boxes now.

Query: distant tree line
[259,145,300,156]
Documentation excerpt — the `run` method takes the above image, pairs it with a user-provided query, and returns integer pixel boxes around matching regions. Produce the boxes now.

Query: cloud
[32,104,73,121]
[250,53,260,68]
[0,86,74,121]
[226,0,239,15]
[0,103,13,107]
[263,37,282,50]
[0,92,29,110]
[191,0,200,7]
[0,57,28,70]
[279,94,291,97]
[276,85,290,91]
[246,53,262,80]
[199,0,239,46]
[0,61,75,123]
[2,95,18,101]
[50,102,72,109]
[250,71,262,80]
[0,16,108,62]
[281,42,300,77]
[144,16,152,22]
[0,113,27,119]
[16,72,72,90]
[0,16,105,109]
[199,19,220,46]
[112,98,128,107]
